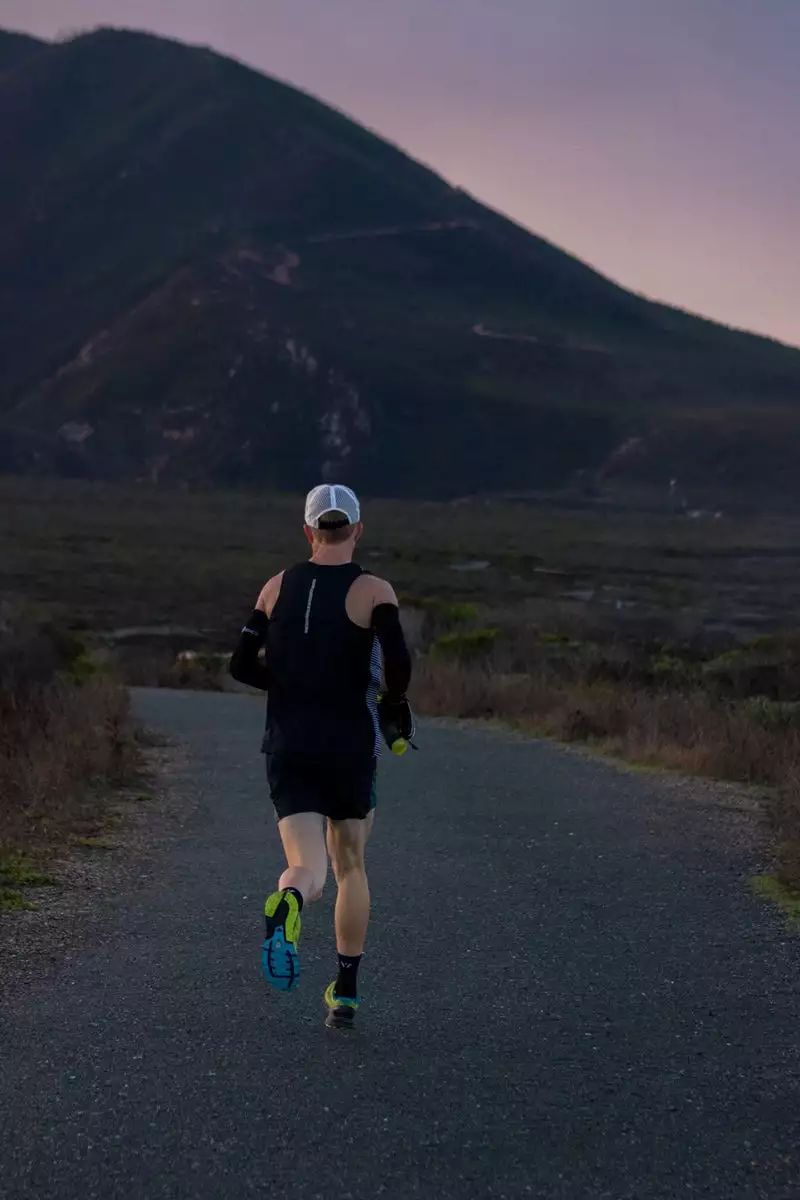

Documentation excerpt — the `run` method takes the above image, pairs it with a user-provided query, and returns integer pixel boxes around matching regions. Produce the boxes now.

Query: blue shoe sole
[262,927,300,992]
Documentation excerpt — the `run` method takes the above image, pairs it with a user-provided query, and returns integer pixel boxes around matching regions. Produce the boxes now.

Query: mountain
[2,26,800,502]
[0,29,45,70]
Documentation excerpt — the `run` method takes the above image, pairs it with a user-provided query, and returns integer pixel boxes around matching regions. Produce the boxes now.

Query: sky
[3,0,799,347]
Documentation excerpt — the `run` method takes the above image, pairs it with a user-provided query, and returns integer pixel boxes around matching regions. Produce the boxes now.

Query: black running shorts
[265,752,377,822]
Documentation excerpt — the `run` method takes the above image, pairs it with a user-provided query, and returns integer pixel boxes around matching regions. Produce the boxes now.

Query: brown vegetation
[0,616,137,907]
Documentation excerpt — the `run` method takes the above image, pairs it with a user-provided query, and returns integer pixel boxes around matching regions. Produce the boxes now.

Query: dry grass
[766,768,800,891]
[0,677,135,854]
[0,613,139,874]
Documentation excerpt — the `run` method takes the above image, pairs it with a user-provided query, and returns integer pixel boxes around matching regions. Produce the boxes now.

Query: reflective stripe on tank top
[303,578,317,634]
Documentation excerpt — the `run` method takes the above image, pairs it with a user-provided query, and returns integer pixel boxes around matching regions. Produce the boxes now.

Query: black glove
[377,694,415,747]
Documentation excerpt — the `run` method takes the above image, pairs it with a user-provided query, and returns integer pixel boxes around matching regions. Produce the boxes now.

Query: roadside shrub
[0,676,133,850]
[422,600,479,625]
[702,638,800,701]
[413,650,800,789]
[0,613,135,854]
[539,631,574,647]
[430,627,500,663]
[766,767,800,891]
[400,595,481,648]
[741,697,800,732]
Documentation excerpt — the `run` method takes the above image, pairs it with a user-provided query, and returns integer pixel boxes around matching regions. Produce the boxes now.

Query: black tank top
[262,562,381,757]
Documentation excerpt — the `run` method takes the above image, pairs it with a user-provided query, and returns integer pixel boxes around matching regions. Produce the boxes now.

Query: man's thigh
[278,811,328,867]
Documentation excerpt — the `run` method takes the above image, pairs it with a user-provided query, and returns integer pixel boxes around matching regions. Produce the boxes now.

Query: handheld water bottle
[385,720,411,757]
[377,694,416,755]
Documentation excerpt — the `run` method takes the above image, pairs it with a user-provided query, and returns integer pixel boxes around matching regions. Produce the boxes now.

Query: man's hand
[377,694,415,744]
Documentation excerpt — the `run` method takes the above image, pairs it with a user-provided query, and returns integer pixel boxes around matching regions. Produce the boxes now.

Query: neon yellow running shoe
[262,890,301,991]
[324,981,359,1030]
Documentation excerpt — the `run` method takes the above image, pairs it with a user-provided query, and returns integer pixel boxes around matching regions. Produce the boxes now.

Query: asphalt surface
[2,688,800,1199]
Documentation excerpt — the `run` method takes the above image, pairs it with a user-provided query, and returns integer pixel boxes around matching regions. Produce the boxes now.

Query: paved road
[2,689,800,1199]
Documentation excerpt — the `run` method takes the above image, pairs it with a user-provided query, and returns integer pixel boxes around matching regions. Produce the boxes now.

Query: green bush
[649,654,698,686]
[438,602,479,625]
[741,697,800,731]
[539,631,572,646]
[703,646,800,701]
[401,596,479,625]
[430,627,500,662]
[62,648,100,685]
[0,617,101,690]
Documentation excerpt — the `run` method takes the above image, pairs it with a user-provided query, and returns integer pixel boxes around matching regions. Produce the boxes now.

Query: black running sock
[283,886,304,911]
[335,953,362,999]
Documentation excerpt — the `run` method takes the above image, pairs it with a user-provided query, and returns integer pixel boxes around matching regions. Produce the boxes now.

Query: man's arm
[229,607,271,691]
[229,573,284,691]
[370,578,412,701]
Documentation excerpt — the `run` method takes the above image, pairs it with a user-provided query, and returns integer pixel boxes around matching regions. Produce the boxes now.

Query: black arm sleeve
[372,603,412,700]
[229,609,271,691]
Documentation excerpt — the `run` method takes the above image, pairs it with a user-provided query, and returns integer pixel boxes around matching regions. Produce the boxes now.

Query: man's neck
[309,544,354,566]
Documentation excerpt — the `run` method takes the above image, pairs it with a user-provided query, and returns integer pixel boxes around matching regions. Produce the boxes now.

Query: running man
[229,485,413,1029]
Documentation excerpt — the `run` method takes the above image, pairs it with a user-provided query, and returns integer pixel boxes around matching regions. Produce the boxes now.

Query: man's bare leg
[323,813,373,1026]
[262,812,327,991]
[278,812,328,902]
[327,813,373,952]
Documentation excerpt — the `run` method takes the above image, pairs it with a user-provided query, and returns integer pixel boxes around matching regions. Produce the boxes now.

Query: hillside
[1,26,800,501]
[0,29,45,70]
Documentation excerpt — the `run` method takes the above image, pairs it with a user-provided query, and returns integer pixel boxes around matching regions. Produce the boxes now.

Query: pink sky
[5,0,799,346]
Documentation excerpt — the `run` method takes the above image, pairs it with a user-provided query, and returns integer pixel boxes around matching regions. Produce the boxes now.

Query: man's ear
[353,521,364,545]
[303,524,315,546]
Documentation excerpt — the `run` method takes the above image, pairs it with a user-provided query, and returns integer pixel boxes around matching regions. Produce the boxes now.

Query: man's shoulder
[356,572,398,605]
[256,570,286,615]
[262,569,286,592]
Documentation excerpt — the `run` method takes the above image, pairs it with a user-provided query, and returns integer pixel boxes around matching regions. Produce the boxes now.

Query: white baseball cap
[304,484,361,529]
